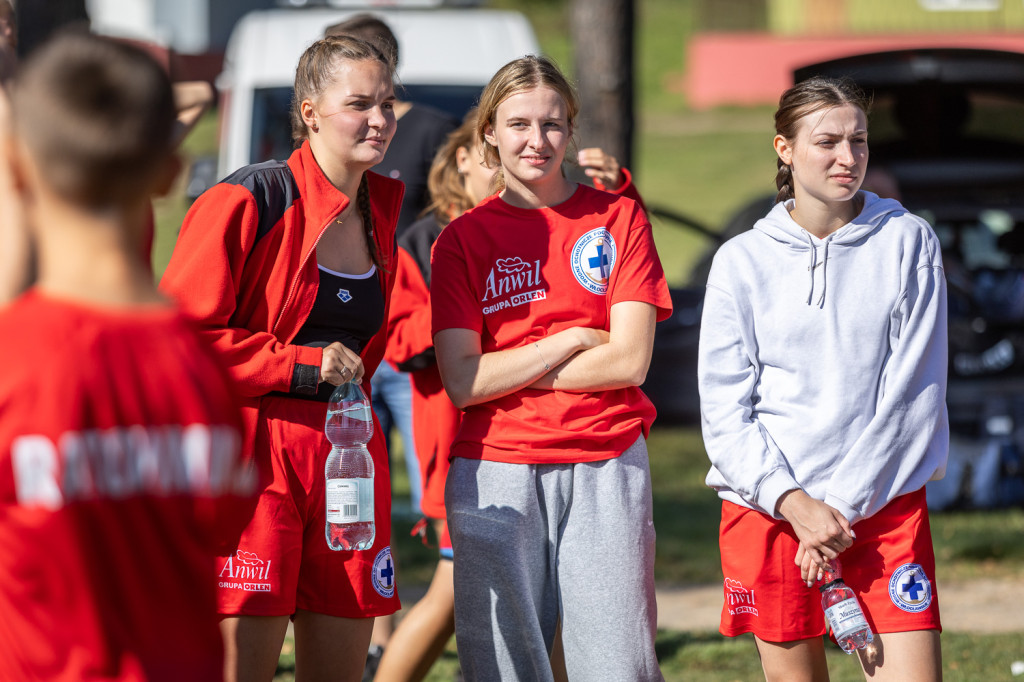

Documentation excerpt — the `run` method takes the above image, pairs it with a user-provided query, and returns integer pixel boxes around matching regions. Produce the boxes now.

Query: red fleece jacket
[160,141,404,453]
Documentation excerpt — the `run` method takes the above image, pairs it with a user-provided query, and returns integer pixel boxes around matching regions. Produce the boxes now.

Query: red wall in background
[685,32,1024,109]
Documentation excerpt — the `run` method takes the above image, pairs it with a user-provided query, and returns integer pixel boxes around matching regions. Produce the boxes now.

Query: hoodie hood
[753,190,906,307]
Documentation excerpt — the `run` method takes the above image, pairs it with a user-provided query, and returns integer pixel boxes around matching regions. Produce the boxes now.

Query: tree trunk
[570,0,635,170]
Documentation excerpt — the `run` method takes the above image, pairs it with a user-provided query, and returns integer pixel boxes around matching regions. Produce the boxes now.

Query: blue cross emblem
[902,573,923,600]
[337,289,352,303]
[588,242,611,279]
[379,559,394,588]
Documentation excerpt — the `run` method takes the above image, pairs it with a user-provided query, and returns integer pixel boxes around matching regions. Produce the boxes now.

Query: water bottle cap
[819,578,844,593]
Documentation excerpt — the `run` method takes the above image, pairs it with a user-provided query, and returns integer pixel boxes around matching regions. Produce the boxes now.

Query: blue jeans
[371,361,422,513]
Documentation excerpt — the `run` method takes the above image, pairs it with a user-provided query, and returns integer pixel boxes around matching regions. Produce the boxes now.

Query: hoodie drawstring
[805,233,816,305]
[804,233,831,308]
[817,239,830,308]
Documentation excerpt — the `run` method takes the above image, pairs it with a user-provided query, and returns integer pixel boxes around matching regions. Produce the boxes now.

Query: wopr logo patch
[570,228,616,295]
[888,563,932,613]
[372,546,396,598]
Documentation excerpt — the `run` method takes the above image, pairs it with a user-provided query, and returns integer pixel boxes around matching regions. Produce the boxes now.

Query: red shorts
[719,489,940,642]
[215,395,399,618]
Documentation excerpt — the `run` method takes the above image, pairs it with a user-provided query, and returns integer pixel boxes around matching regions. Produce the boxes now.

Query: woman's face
[457,139,497,206]
[302,58,396,171]
[483,86,571,192]
[775,103,868,209]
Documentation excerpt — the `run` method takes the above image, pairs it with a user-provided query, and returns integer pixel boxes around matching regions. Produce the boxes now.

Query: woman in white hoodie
[698,77,947,681]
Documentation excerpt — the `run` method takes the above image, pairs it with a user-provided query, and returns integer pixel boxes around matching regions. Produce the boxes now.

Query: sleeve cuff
[290,345,323,395]
[824,494,862,525]
[754,468,802,520]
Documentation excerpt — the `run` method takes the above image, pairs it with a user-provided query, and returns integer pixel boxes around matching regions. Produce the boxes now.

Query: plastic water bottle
[819,560,874,654]
[324,381,375,551]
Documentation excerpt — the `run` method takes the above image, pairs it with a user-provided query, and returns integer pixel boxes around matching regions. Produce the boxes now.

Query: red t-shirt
[430,185,672,464]
[0,291,253,682]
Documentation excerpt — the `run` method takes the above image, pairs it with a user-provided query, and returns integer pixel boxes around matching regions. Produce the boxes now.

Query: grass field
[151,1,1024,678]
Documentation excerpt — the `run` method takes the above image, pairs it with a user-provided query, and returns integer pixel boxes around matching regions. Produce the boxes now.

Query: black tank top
[291,264,384,401]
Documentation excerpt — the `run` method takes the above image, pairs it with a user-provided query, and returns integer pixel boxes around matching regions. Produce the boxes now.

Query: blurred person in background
[0,30,254,681]
[160,34,404,682]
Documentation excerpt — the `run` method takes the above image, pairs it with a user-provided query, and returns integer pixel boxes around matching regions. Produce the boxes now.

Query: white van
[215,5,540,179]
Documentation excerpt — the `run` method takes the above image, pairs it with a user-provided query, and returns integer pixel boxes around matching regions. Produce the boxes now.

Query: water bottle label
[326,479,361,523]
[824,598,870,640]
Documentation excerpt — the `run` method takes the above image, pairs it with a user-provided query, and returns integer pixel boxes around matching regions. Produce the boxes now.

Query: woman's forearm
[530,301,656,392]
[435,326,603,409]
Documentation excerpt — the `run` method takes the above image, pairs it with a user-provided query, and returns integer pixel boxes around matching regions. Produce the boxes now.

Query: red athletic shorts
[215,395,399,618]
[719,488,940,642]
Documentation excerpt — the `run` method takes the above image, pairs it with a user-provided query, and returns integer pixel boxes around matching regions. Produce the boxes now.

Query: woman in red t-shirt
[430,56,672,682]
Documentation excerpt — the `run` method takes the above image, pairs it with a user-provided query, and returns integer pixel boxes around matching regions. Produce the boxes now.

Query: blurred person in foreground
[0,30,254,681]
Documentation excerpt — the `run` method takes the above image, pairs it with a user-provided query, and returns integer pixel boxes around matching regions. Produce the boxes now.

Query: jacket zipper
[271,218,333,336]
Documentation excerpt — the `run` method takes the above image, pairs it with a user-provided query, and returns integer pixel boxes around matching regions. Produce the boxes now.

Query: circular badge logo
[570,228,616,295]
[372,546,396,599]
[888,563,932,613]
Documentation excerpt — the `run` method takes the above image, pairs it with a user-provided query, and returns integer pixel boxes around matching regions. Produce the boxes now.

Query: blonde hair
[476,55,579,183]
[291,35,395,269]
[424,108,487,225]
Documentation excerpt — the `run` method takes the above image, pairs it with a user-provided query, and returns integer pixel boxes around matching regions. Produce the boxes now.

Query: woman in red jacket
[161,35,404,682]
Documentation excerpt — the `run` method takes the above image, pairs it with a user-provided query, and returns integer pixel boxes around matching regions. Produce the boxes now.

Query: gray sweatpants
[445,437,663,682]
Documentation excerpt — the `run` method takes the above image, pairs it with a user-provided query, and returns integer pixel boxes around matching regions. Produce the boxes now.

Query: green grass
[272,627,1024,681]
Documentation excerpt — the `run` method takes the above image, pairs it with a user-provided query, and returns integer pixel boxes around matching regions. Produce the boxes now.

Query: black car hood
[795,47,1024,94]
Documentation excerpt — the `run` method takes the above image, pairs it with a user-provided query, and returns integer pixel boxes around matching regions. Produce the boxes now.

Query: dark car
[644,48,1024,507]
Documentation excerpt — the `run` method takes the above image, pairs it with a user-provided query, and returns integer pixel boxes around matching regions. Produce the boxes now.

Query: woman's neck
[789,193,863,239]
[500,173,576,209]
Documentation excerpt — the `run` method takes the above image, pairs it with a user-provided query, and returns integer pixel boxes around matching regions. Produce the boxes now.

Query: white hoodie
[698,191,949,524]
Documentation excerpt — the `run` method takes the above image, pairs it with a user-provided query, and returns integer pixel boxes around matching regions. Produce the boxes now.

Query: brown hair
[424,108,487,225]
[476,55,579,186]
[291,34,395,269]
[773,76,871,204]
[323,13,398,71]
[10,29,175,210]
